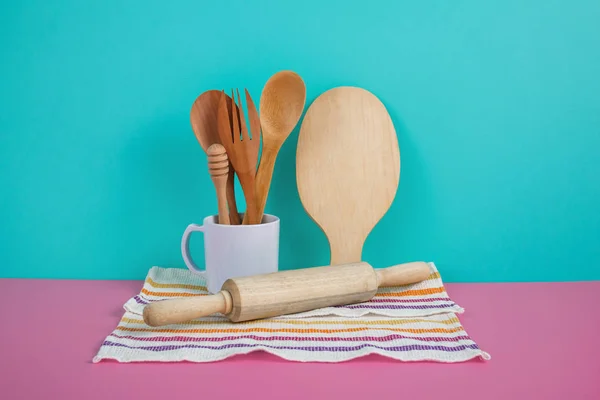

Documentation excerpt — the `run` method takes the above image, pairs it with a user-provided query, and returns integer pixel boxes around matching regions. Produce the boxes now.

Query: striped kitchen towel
[93,312,490,363]
[93,262,490,363]
[123,262,464,319]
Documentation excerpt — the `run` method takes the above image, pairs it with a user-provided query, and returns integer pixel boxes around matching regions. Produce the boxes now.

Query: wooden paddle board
[296,86,400,265]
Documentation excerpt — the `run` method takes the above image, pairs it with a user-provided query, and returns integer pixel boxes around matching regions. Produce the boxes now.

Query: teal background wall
[1,1,599,282]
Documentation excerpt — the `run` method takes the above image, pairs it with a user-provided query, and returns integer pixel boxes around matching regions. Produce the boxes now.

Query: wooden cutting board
[296,86,400,265]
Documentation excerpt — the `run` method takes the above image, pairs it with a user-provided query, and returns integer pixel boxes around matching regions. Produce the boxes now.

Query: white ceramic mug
[181,214,280,293]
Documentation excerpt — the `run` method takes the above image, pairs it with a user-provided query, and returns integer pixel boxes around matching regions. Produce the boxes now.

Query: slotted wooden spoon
[296,86,400,265]
[190,90,241,224]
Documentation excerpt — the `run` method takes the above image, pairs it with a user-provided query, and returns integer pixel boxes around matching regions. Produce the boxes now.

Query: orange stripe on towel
[116,326,465,335]
[121,316,460,327]
[141,272,440,296]
[145,277,208,291]
[141,288,207,297]
[375,287,446,297]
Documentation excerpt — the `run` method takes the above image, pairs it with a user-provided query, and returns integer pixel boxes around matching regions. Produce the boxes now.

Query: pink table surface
[0,278,598,400]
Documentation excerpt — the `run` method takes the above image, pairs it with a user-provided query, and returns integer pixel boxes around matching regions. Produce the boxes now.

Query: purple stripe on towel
[101,340,479,353]
[133,297,455,310]
[135,295,453,306]
[110,333,472,343]
[133,296,148,305]
[369,297,453,303]
[338,303,455,310]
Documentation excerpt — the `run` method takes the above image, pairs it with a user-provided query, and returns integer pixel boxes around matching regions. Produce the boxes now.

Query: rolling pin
[143,261,431,326]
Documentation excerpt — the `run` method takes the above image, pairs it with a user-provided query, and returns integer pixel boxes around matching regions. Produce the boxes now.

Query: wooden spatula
[296,86,400,265]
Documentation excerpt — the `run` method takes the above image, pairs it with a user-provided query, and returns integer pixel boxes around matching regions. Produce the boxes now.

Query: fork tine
[237,88,250,141]
[230,89,240,142]
[245,88,260,141]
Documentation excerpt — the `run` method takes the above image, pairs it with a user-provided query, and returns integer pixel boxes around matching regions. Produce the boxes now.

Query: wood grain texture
[207,144,230,224]
[190,90,241,224]
[296,87,400,265]
[255,71,306,221]
[142,261,430,325]
[217,89,261,225]
[190,90,222,150]
[222,262,378,322]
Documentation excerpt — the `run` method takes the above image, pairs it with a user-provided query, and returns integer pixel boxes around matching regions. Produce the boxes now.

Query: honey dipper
[207,143,230,224]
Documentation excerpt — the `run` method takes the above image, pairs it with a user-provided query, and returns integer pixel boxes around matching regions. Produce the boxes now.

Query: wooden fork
[217,88,261,225]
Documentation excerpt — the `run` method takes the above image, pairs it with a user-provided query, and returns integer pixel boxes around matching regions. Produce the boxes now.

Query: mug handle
[181,223,206,275]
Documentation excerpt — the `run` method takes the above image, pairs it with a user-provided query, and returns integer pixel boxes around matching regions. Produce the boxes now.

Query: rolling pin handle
[142,290,233,327]
[375,261,431,287]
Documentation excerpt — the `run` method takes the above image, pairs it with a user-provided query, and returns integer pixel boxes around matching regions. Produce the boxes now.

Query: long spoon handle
[226,169,241,224]
[254,146,278,222]
[214,178,229,224]
[239,173,259,225]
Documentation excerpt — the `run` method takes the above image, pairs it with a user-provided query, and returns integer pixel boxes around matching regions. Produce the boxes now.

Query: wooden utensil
[296,86,400,265]
[143,261,430,326]
[254,71,306,221]
[190,90,241,224]
[217,89,261,225]
[206,143,230,225]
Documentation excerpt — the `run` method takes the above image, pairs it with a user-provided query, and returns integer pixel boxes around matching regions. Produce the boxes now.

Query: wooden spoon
[296,86,400,265]
[254,71,306,221]
[190,90,241,224]
[206,144,230,225]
